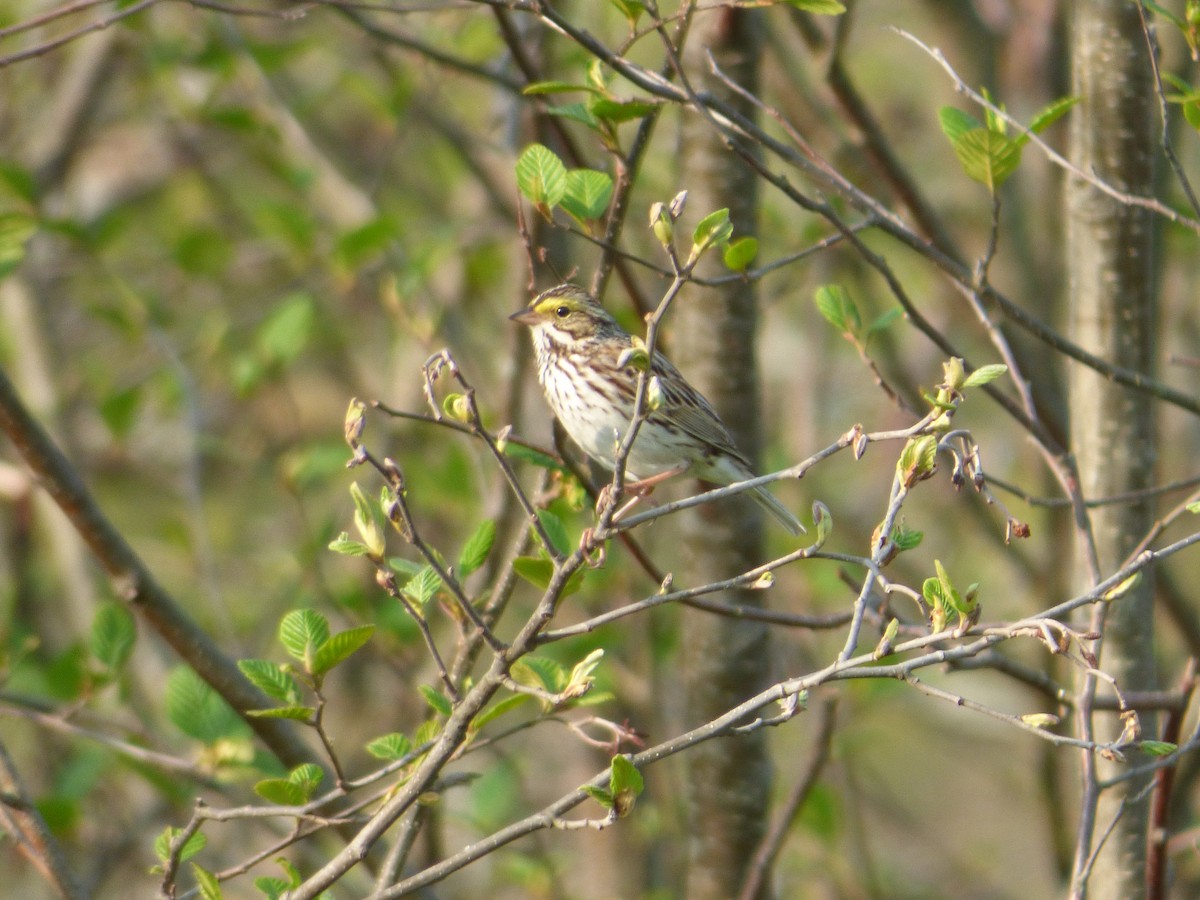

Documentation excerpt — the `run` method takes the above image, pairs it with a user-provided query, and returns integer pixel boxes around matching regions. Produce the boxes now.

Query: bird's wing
[652,356,750,464]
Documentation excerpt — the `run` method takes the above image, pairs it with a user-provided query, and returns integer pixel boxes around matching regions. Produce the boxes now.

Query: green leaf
[1140,740,1178,757]
[472,694,531,731]
[458,520,497,577]
[583,784,614,808]
[537,509,571,557]
[948,128,1023,191]
[691,207,733,254]
[238,659,300,704]
[561,169,614,223]
[814,284,861,335]
[278,609,330,668]
[253,877,289,900]
[289,763,324,794]
[546,102,601,131]
[419,684,453,717]
[245,706,314,721]
[91,602,136,671]
[513,557,585,597]
[98,384,142,439]
[722,236,758,272]
[1187,501,1200,514]
[193,863,223,900]
[588,97,658,124]
[512,655,567,693]
[164,667,245,743]
[865,307,905,339]
[257,293,315,367]
[938,107,982,143]
[782,0,846,12]
[607,0,645,25]
[402,566,443,607]
[501,441,562,470]
[0,212,36,280]
[365,732,413,761]
[350,481,385,558]
[963,363,1008,388]
[1027,95,1079,136]
[609,755,643,817]
[515,144,568,212]
[328,533,371,556]
[521,80,599,96]
[254,778,307,806]
[312,625,375,675]
[891,524,924,551]
[155,827,207,864]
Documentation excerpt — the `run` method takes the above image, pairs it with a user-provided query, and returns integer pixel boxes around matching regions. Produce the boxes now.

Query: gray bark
[677,10,772,900]
[1067,2,1158,896]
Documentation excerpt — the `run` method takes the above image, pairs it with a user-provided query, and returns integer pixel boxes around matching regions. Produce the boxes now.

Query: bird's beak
[509,308,538,326]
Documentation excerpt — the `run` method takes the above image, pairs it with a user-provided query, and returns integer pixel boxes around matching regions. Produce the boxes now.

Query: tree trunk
[677,10,772,900]
[1067,2,1158,897]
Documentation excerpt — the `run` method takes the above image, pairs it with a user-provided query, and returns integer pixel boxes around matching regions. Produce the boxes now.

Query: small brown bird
[511,284,803,535]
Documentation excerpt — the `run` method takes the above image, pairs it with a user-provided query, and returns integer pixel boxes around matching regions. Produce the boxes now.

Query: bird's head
[509,284,616,341]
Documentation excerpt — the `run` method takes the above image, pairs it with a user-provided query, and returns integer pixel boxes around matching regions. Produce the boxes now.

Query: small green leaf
[891,524,924,551]
[947,127,1023,191]
[938,107,982,143]
[865,307,905,339]
[512,655,567,693]
[365,732,413,761]
[546,102,601,131]
[1140,740,1178,757]
[513,557,552,589]
[1187,501,1200,514]
[583,784,614,808]
[458,520,497,577]
[472,694,531,731]
[402,566,443,607]
[419,684,453,717]
[327,533,371,556]
[350,481,386,558]
[607,0,645,26]
[1103,571,1143,602]
[245,706,314,721]
[288,763,324,794]
[562,169,614,223]
[0,212,37,280]
[1027,95,1079,137]
[278,610,330,668]
[522,80,598,96]
[691,207,733,255]
[537,509,572,557]
[516,144,568,212]
[814,284,861,335]
[963,363,1008,388]
[722,235,758,272]
[609,755,644,817]
[164,667,246,743]
[1021,713,1061,729]
[257,293,315,367]
[254,778,307,806]
[155,827,207,864]
[589,97,658,124]
[501,441,562,470]
[311,625,375,676]
[238,659,300,703]
[781,0,846,12]
[91,602,136,671]
[193,863,223,900]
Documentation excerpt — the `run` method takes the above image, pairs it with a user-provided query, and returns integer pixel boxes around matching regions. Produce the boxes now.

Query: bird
[510,283,804,535]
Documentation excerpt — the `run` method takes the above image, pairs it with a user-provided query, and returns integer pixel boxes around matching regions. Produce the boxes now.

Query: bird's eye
[555,306,570,318]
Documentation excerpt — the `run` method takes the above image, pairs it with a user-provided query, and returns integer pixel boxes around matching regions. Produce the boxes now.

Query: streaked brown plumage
[510,284,803,535]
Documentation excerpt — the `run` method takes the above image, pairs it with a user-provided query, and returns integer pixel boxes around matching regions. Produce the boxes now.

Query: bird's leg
[595,463,687,520]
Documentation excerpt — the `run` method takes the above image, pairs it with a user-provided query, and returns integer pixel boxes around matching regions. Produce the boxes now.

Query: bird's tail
[751,485,806,536]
